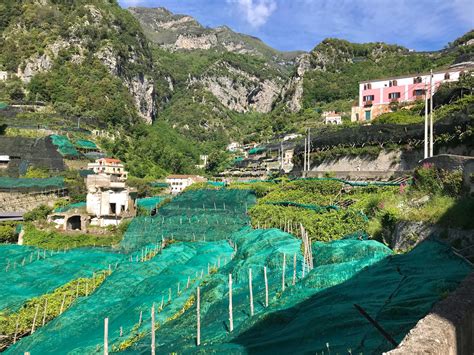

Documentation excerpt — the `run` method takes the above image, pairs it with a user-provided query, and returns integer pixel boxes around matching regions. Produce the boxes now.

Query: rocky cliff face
[190,62,283,113]
[3,2,156,123]
[129,7,300,64]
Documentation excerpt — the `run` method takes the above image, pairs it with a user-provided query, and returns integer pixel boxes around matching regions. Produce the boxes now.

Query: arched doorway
[66,215,82,231]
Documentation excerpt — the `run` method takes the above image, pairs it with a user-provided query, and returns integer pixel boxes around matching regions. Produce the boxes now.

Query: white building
[195,155,208,169]
[323,111,342,125]
[86,174,135,227]
[226,142,242,152]
[0,155,10,168]
[282,133,301,141]
[166,175,207,194]
[0,71,8,81]
[87,158,128,181]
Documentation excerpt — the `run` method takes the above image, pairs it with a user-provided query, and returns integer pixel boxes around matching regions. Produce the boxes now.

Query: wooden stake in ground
[151,305,156,355]
[13,316,19,344]
[104,317,109,355]
[196,287,201,346]
[249,268,254,316]
[42,298,48,326]
[139,310,143,326]
[264,266,269,307]
[282,253,286,292]
[31,304,40,334]
[229,274,233,332]
[293,253,297,286]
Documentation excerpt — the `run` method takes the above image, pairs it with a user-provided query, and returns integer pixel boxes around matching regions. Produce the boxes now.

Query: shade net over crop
[6,241,234,354]
[0,246,123,312]
[1,189,472,354]
[50,135,79,158]
[0,177,64,191]
[120,189,255,252]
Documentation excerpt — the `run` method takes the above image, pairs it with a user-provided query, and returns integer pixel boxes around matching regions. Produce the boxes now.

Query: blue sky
[119,0,474,52]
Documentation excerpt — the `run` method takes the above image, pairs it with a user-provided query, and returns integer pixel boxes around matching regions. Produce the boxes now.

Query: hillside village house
[351,62,473,122]
[323,111,342,125]
[0,71,7,81]
[166,175,207,194]
[87,158,128,180]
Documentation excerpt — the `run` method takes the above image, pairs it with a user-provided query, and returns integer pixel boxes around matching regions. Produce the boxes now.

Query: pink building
[351,63,473,122]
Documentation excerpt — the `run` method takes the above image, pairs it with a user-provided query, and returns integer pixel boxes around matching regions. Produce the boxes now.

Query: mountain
[0,0,156,124]
[128,7,301,68]
[284,33,474,112]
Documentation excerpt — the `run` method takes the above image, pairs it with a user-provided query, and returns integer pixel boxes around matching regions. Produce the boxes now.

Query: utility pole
[424,80,429,159]
[429,69,434,157]
[303,137,307,177]
[307,128,311,175]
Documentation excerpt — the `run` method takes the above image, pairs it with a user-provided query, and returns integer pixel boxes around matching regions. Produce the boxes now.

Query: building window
[413,76,422,84]
[389,80,398,87]
[413,89,425,97]
[444,72,450,80]
[363,83,372,90]
[388,92,401,99]
[363,95,374,102]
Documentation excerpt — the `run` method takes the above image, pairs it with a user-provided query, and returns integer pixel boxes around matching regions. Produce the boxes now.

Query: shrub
[0,222,17,243]
[23,205,52,222]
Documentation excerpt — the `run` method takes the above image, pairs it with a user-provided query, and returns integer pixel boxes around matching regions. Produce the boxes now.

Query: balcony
[390,98,399,103]
[364,100,373,107]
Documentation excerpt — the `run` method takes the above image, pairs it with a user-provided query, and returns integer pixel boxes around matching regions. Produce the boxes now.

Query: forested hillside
[0,1,472,178]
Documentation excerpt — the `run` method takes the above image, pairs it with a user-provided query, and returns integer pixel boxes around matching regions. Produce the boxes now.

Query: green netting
[54,202,87,213]
[297,177,412,187]
[0,102,7,110]
[208,181,226,187]
[149,182,169,188]
[136,196,166,210]
[120,189,256,252]
[0,177,64,191]
[248,147,265,155]
[74,139,98,150]
[6,241,233,354]
[1,189,472,354]
[265,201,340,212]
[0,246,123,312]
[123,238,469,354]
[50,135,80,158]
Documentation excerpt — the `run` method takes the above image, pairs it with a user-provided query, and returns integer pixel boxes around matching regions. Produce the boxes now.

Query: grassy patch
[23,223,124,250]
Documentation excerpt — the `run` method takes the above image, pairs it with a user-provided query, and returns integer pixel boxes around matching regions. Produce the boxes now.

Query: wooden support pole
[139,310,143,326]
[42,298,48,326]
[31,304,39,334]
[13,316,19,344]
[104,317,109,355]
[264,266,269,307]
[151,305,156,355]
[196,287,201,346]
[169,288,172,302]
[282,253,286,292]
[249,268,254,317]
[293,253,297,286]
[229,274,233,332]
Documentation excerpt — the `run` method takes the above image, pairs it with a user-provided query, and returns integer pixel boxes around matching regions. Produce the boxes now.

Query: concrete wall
[386,272,474,355]
[303,146,474,179]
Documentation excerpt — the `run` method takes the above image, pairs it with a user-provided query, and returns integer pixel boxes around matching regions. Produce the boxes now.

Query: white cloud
[228,0,277,28]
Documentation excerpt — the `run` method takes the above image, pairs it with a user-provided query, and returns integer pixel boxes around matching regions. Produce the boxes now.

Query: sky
[118,0,474,52]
